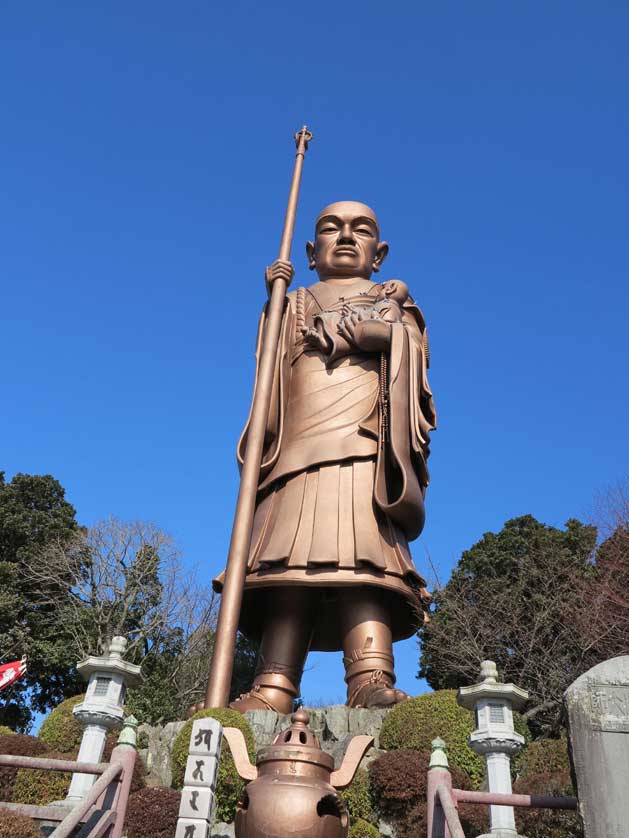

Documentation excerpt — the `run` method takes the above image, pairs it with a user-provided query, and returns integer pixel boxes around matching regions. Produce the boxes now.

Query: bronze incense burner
[223,708,373,838]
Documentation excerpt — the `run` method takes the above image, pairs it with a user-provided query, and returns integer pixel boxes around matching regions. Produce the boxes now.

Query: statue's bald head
[315,201,380,237]
[307,200,388,281]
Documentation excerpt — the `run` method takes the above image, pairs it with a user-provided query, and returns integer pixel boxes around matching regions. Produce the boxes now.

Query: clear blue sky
[2,2,627,704]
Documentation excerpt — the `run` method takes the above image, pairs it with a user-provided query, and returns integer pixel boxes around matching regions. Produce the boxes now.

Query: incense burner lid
[257,708,334,773]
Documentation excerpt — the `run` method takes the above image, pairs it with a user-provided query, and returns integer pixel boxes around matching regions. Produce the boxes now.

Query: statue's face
[307,201,388,280]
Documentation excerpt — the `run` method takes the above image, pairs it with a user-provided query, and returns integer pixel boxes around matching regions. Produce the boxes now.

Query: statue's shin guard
[343,648,396,707]
[247,669,300,714]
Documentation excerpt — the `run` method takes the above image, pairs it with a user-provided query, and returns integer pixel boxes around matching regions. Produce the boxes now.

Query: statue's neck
[316,276,374,291]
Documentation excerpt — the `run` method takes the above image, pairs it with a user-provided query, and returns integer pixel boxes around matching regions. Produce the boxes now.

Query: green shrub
[0,727,15,737]
[518,737,571,779]
[368,748,487,838]
[125,787,181,838]
[11,729,146,807]
[349,817,380,838]
[171,708,255,824]
[12,750,73,805]
[340,768,376,825]
[38,694,85,753]
[0,809,40,837]
[514,770,582,838]
[379,689,529,788]
[0,733,50,802]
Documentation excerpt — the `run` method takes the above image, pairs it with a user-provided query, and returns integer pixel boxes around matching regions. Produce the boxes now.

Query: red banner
[0,658,27,692]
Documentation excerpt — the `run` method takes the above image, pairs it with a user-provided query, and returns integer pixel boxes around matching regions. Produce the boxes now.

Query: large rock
[565,655,629,837]
[244,705,389,758]
[139,706,390,786]
[138,720,185,787]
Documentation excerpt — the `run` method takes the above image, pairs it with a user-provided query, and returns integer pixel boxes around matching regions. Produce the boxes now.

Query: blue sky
[2,2,627,705]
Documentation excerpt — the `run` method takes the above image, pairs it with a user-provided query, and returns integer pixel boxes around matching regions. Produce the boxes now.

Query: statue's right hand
[265,259,294,295]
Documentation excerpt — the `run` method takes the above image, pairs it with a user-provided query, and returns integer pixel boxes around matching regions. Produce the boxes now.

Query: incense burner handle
[223,726,258,781]
[329,734,374,790]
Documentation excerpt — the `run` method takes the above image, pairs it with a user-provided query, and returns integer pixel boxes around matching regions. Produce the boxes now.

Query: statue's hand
[265,259,294,296]
[338,309,391,352]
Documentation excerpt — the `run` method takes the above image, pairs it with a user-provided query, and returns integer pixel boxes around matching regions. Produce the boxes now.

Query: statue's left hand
[337,309,391,352]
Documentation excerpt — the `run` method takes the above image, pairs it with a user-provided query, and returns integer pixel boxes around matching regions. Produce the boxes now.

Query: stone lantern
[457,660,528,838]
[65,636,143,804]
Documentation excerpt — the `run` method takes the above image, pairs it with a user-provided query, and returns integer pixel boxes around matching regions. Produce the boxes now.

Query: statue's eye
[355,227,373,236]
[319,225,337,234]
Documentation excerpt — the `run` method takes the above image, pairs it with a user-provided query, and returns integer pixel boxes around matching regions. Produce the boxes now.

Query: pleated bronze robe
[214,281,436,650]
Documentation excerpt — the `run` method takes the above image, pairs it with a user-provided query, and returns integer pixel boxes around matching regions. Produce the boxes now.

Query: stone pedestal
[565,655,629,837]
[484,751,518,837]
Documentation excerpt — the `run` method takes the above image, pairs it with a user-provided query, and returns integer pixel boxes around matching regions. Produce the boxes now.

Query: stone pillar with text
[175,717,223,838]
[565,655,629,837]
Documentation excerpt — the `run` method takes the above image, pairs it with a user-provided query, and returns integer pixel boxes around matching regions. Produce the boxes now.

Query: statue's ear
[373,241,389,273]
[306,240,316,271]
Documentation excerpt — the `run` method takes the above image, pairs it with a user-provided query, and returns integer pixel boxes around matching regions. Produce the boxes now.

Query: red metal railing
[0,720,137,838]
[426,758,578,838]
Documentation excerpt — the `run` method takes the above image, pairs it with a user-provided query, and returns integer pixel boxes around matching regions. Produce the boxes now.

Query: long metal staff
[205,126,313,708]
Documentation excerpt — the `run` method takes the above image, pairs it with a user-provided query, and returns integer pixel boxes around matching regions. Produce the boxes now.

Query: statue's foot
[361,685,411,708]
[229,691,277,713]
[188,701,205,718]
[347,674,411,709]
[229,683,294,715]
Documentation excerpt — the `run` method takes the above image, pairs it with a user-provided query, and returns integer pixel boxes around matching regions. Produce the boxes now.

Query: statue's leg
[340,587,410,708]
[229,587,317,714]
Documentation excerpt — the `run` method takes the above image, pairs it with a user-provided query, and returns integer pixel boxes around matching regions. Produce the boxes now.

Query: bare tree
[22,517,221,721]
[24,517,204,656]
[574,479,629,661]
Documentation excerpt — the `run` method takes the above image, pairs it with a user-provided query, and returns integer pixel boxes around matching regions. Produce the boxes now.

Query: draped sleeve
[373,297,437,541]
[236,298,295,482]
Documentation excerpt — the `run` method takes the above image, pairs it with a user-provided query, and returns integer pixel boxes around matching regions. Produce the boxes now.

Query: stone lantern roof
[457,660,528,712]
[77,636,143,688]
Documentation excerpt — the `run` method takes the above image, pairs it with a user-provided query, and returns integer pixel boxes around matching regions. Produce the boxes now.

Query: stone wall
[138,705,390,788]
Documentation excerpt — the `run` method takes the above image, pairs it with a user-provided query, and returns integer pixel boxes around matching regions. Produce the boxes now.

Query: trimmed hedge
[0,733,50,802]
[379,690,484,786]
[38,694,85,753]
[171,708,255,824]
[368,748,487,838]
[0,727,15,737]
[349,817,380,838]
[340,768,376,825]
[0,810,40,838]
[12,749,73,805]
[379,689,529,788]
[125,787,181,838]
[518,737,571,779]
[514,770,582,838]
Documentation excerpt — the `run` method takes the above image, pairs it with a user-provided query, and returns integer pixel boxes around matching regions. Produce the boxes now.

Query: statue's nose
[338,224,355,244]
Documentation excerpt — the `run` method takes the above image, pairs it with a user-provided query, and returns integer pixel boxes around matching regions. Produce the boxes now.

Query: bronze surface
[225,709,372,838]
[207,183,436,711]
[204,127,312,709]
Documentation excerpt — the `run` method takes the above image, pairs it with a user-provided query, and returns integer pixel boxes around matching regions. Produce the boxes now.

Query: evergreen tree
[418,514,598,736]
[0,473,81,730]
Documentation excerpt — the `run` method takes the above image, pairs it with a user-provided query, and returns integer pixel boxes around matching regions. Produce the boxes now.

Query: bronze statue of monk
[214,201,436,713]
